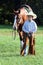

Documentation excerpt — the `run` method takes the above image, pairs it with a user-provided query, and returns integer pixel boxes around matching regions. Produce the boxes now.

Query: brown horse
[13,8,28,55]
[13,5,35,56]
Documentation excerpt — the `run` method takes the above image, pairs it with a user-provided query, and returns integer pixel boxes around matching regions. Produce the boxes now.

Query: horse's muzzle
[13,26,16,30]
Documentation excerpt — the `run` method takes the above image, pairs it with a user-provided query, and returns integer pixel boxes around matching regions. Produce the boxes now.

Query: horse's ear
[13,10,20,14]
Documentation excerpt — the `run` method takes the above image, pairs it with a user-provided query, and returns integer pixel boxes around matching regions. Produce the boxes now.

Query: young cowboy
[22,10,37,56]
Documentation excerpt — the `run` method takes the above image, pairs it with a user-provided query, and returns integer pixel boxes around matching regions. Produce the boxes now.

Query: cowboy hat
[25,9,37,19]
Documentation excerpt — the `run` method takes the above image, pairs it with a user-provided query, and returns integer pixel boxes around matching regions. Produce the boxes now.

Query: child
[22,10,37,55]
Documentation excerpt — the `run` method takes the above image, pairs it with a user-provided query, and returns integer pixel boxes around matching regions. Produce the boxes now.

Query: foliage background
[0,0,43,25]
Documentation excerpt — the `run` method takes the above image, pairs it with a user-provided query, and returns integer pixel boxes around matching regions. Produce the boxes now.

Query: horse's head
[13,9,25,30]
[13,10,20,30]
[13,5,32,30]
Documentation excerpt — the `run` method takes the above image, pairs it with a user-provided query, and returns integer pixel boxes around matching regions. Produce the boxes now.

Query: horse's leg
[31,34,35,55]
[33,38,35,54]
[19,31,24,55]
[24,37,29,56]
[21,33,29,56]
[28,34,35,55]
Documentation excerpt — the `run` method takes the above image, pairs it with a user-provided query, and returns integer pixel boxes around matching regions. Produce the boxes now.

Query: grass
[0,25,43,65]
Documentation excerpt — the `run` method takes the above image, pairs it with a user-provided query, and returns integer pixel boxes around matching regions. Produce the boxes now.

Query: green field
[0,25,43,65]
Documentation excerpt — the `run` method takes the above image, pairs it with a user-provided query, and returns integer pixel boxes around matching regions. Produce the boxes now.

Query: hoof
[20,50,24,56]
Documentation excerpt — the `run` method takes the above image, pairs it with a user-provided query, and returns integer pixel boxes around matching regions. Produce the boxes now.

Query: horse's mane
[19,4,32,11]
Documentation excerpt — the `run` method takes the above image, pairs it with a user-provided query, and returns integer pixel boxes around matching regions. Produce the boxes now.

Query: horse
[13,5,35,56]
[13,8,27,55]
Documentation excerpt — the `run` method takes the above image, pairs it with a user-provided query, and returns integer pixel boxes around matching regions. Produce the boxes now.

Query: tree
[0,0,43,25]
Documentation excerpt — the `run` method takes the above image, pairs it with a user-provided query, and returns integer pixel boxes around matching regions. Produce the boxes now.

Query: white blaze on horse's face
[13,15,17,30]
